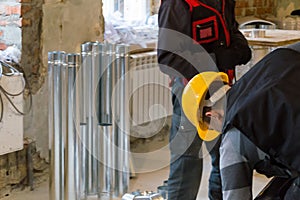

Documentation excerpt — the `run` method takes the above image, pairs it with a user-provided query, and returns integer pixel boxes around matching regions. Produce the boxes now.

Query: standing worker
[181,42,300,200]
[157,0,251,199]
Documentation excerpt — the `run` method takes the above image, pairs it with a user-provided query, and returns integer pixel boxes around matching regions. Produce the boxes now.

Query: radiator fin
[130,51,172,126]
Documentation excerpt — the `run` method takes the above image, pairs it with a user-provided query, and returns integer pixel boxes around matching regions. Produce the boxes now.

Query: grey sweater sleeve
[220,128,267,200]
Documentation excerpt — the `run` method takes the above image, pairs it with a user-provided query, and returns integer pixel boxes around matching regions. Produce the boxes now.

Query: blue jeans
[168,78,222,200]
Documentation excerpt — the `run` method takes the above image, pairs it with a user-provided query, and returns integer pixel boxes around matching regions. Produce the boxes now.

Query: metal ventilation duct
[237,16,276,29]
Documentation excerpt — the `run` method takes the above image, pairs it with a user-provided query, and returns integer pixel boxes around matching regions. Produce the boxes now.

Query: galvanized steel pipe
[49,42,130,200]
[48,51,66,200]
[81,42,98,196]
[113,45,130,197]
[65,53,80,200]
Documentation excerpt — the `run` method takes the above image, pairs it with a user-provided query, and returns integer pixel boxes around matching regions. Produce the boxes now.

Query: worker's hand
[214,42,251,70]
[214,46,240,70]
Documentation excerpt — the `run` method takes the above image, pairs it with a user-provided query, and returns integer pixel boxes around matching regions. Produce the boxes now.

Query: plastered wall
[276,0,300,18]
[24,0,104,160]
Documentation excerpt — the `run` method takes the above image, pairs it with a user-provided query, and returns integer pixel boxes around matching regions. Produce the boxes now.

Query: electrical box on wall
[0,73,24,155]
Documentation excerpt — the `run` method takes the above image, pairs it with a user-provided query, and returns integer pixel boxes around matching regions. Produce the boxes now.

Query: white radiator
[129,51,172,126]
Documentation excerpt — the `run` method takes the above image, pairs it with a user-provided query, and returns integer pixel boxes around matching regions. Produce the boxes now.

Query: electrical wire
[0,61,32,122]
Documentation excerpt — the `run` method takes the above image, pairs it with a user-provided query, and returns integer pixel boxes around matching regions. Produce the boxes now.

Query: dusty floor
[4,159,269,200]
[3,133,270,200]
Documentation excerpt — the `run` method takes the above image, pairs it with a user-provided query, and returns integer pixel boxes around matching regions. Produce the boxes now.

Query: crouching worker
[181,42,300,200]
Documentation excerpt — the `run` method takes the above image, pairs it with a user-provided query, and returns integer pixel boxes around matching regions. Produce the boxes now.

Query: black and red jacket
[157,0,251,80]
[186,0,231,52]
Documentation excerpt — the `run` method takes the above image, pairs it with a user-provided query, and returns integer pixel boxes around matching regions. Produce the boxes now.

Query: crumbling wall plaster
[24,0,104,160]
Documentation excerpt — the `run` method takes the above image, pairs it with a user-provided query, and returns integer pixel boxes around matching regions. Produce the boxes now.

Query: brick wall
[0,141,48,198]
[0,0,21,50]
[0,0,42,93]
[235,0,276,18]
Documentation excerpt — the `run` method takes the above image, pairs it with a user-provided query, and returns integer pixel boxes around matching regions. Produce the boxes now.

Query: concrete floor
[4,159,270,200]
[1,145,268,200]
[2,127,270,200]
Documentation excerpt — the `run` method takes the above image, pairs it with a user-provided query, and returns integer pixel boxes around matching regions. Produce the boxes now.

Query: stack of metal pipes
[48,42,130,200]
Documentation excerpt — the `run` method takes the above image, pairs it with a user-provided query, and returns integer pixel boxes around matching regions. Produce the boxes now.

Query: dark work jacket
[223,47,300,173]
[157,0,251,79]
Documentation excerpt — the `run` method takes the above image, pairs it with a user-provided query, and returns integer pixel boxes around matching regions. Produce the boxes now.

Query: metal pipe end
[81,42,94,53]
[48,51,66,64]
[92,42,105,54]
[116,45,130,56]
[67,53,81,66]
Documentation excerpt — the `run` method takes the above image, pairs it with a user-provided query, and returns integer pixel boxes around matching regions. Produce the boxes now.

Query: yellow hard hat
[182,71,229,141]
